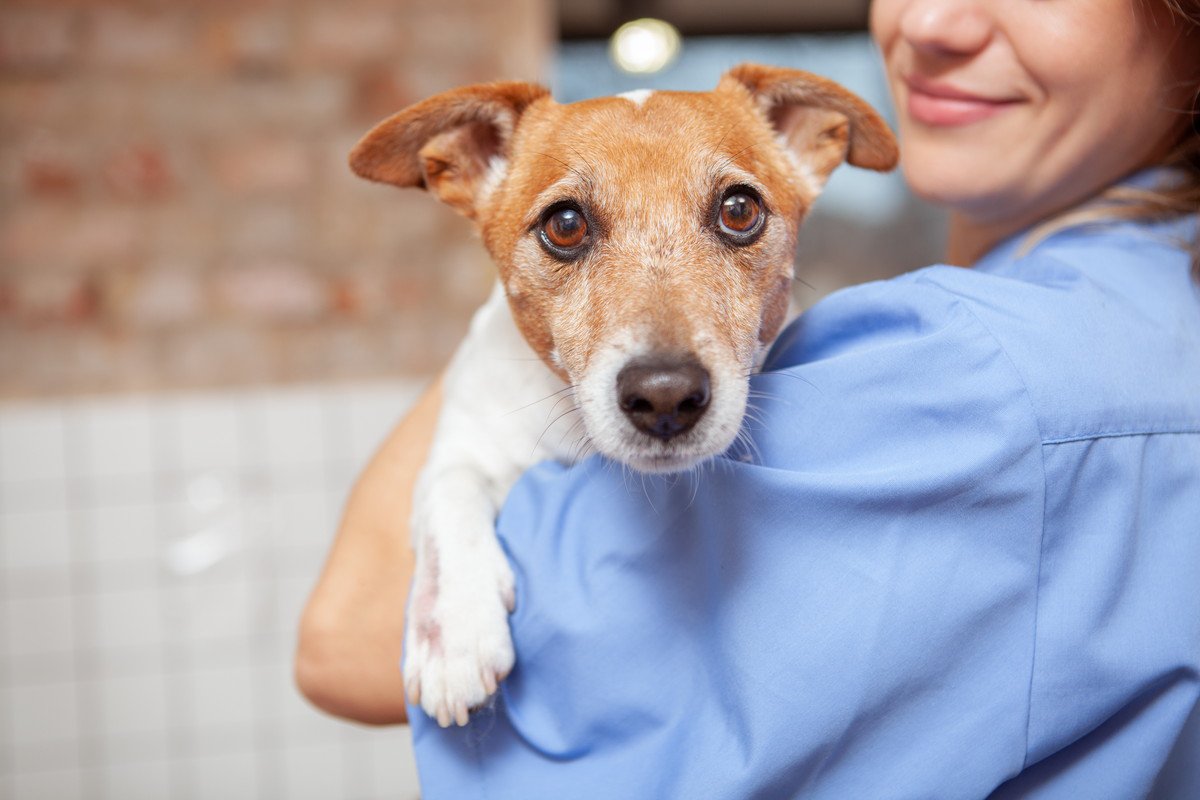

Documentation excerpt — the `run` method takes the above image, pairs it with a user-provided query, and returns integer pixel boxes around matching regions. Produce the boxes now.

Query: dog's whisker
[714,119,742,155]
[544,392,580,425]
[558,415,587,451]
[564,144,603,185]
[568,434,595,465]
[685,465,702,510]
[743,397,772,426]
[532,150,592,186]
[531,405,582,458]
[619,462,634,494]
[756,370,821,393]
[639,472,662,516]
[504,384,577,416]
[741,410,767,428]
[715,140,761,172]
[565,143,594,171]
[792,274,817,292]
[744,386,799,414]
[532,151,570,170]
[732,421,765,465]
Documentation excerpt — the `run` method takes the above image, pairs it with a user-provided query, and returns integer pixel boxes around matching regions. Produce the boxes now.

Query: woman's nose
[899,0,994,56]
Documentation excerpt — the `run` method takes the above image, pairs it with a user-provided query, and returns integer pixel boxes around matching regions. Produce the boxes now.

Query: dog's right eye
[539,205,589,257]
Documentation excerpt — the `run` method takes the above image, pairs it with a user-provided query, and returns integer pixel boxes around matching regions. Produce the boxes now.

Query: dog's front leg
[405,461,517,727]
[404,284,571,727]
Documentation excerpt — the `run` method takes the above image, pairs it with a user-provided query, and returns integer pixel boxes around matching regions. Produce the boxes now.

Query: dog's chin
[591,424,741,475]
[622,450,711,474]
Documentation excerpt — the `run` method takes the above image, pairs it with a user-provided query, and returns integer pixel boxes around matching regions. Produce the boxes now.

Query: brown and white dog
[351,64,898,727]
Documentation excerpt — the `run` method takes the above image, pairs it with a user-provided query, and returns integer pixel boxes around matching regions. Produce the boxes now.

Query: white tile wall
[0,381,427,800]
[3,508,72,570]
[6,595,75,655]
[0,407,67,483]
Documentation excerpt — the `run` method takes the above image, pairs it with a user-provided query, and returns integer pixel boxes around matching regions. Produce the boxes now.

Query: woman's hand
[294,378,443,725]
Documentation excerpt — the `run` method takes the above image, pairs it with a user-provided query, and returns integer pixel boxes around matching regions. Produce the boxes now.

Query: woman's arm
[294,378,443,725]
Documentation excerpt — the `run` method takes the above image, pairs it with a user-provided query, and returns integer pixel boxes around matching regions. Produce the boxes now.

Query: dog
[350,64,898,727]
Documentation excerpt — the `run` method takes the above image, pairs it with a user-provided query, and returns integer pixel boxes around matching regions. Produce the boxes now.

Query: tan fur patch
[481,87,814,385]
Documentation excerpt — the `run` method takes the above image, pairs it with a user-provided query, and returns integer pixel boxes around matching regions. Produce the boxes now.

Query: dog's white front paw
[404,538,516,727]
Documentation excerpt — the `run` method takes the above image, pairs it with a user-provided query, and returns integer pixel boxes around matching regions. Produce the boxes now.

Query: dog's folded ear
[349,82,550,218]
[719,64,898,192]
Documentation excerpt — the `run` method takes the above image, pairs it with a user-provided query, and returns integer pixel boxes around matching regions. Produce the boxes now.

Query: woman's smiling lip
[903,74,1023,127]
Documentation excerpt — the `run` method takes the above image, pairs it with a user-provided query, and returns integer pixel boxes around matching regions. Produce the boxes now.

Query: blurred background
[0,0,944,797]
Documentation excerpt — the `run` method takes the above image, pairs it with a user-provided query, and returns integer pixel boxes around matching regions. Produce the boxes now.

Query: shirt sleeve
[409,273,1049,800]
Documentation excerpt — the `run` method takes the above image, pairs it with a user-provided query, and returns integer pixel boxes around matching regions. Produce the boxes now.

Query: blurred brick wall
[0,0,552,398]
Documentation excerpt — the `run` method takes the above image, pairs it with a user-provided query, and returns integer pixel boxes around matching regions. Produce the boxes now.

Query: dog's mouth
[609,407,746,473]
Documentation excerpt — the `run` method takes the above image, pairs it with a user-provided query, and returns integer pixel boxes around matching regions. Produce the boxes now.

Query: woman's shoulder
[931,217,1199,442]
[775,217,1200,446]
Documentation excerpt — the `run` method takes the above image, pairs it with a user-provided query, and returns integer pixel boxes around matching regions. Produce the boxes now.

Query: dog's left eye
[717,187,765,243]
[540,205,589,256]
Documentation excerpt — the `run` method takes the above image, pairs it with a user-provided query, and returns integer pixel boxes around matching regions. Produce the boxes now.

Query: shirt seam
[1042,427,1200,445]
[958,247,1200,445]
[912,274,1049,774]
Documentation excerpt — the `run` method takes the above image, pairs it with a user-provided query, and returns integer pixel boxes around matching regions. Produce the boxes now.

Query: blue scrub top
[409,203,1200,798]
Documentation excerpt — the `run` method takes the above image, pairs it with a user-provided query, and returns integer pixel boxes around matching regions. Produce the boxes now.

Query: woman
[297,0,1200,796]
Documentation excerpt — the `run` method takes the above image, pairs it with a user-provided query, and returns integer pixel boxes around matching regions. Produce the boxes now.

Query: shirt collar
[972,165,1195,272]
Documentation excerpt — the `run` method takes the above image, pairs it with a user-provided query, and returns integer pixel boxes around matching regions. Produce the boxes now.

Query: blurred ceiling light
[609,18,681,74]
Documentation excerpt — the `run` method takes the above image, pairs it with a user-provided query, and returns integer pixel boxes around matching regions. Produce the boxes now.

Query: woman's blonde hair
[1022,0,1200,278]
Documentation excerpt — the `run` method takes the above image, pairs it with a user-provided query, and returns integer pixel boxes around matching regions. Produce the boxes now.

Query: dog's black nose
[617,358,711,441]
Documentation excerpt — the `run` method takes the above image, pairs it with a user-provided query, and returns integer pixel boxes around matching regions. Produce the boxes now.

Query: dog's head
[351,64,897,472]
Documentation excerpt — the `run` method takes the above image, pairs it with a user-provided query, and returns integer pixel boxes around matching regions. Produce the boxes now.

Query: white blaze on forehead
[617,89,654,107]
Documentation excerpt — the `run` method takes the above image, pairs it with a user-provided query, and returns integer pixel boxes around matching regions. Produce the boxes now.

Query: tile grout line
[64,400,105,796]
[244,389,284,800]
[324,389,368,799]
[0,419,14,800]
[155,398,196,800]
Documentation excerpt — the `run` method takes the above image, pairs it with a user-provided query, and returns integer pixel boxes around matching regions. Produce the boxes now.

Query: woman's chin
[899,152,1020,221]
